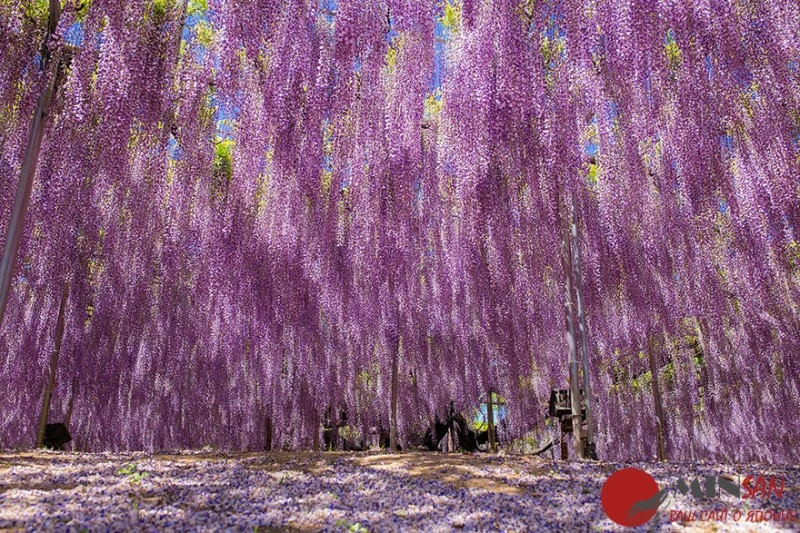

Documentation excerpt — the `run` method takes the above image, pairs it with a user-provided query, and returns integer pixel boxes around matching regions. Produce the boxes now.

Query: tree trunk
[36,282,69,447]
[560,193,583,459]
[0,0,63,329]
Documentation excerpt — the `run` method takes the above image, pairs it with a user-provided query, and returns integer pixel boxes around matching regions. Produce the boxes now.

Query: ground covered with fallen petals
[0,451,798,532]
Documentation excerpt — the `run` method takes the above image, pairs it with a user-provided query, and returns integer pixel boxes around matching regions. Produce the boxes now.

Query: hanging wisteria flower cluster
[0,0,798,463]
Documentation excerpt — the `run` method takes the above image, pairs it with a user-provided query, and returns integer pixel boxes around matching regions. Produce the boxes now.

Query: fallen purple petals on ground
[1,451,797,532]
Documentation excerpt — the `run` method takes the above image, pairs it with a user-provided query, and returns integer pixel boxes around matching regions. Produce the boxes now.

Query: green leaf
[188,0,208,15]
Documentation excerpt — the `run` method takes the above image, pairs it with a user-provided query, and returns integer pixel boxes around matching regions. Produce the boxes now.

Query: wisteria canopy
[0,0,799,463]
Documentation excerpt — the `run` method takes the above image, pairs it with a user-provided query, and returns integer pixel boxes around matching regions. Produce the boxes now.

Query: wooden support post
[447,400,455,453]
[63,379,77,451]
[648,335,667,461]
[313,411,320,452]
[0,0,62,329]
[65,383,76,428]
[331,412,339,451]
[36,282,69,448]
[361,405,369,451]
[487,389,497,453]
[559,193,584,459]
[265,415,272,452]
[389,339,399,452]
[377,415,383,449]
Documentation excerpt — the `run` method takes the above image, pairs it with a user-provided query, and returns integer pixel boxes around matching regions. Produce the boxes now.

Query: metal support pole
[560,193,583,459]
[571,198,596,458]
[0,0,62,329]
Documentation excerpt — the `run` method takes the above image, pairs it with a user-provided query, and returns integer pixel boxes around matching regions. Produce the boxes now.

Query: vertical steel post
[0,0,62,329]
[560,193,583,458]
[571,198,595,457]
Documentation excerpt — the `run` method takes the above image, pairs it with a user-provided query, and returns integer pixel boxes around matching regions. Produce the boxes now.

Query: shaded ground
[0,450,797,532]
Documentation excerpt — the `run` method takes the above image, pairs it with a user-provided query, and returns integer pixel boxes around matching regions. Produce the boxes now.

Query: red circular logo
[601,468,660,527]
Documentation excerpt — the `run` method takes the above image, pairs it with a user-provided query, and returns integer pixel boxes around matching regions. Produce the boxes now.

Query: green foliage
[356,369,371,389]
[194,19,214,47]
[540,31,565,87]
[212,139,235,200]
[76,0,93,21]
[540,36,564,67]
[117,463,149,483]
[587,163,598,187]
[338,424,360,444]
[694,351,705,372]
[423,90,443,122]
[662,360,675,385]
[631,367,651,394]
[188,0,208,15]
[334,520,369,533]
[440,0,461,32]
[21,0,50,24]
[607,354,628,395]
[152,0,169,20]
[518,0,535,23]
[320,170,333,197]
[385,41,399,73]
[665,29,682,73]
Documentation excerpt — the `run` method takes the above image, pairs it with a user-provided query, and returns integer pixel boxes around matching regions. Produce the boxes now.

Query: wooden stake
[36,282,69,447]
